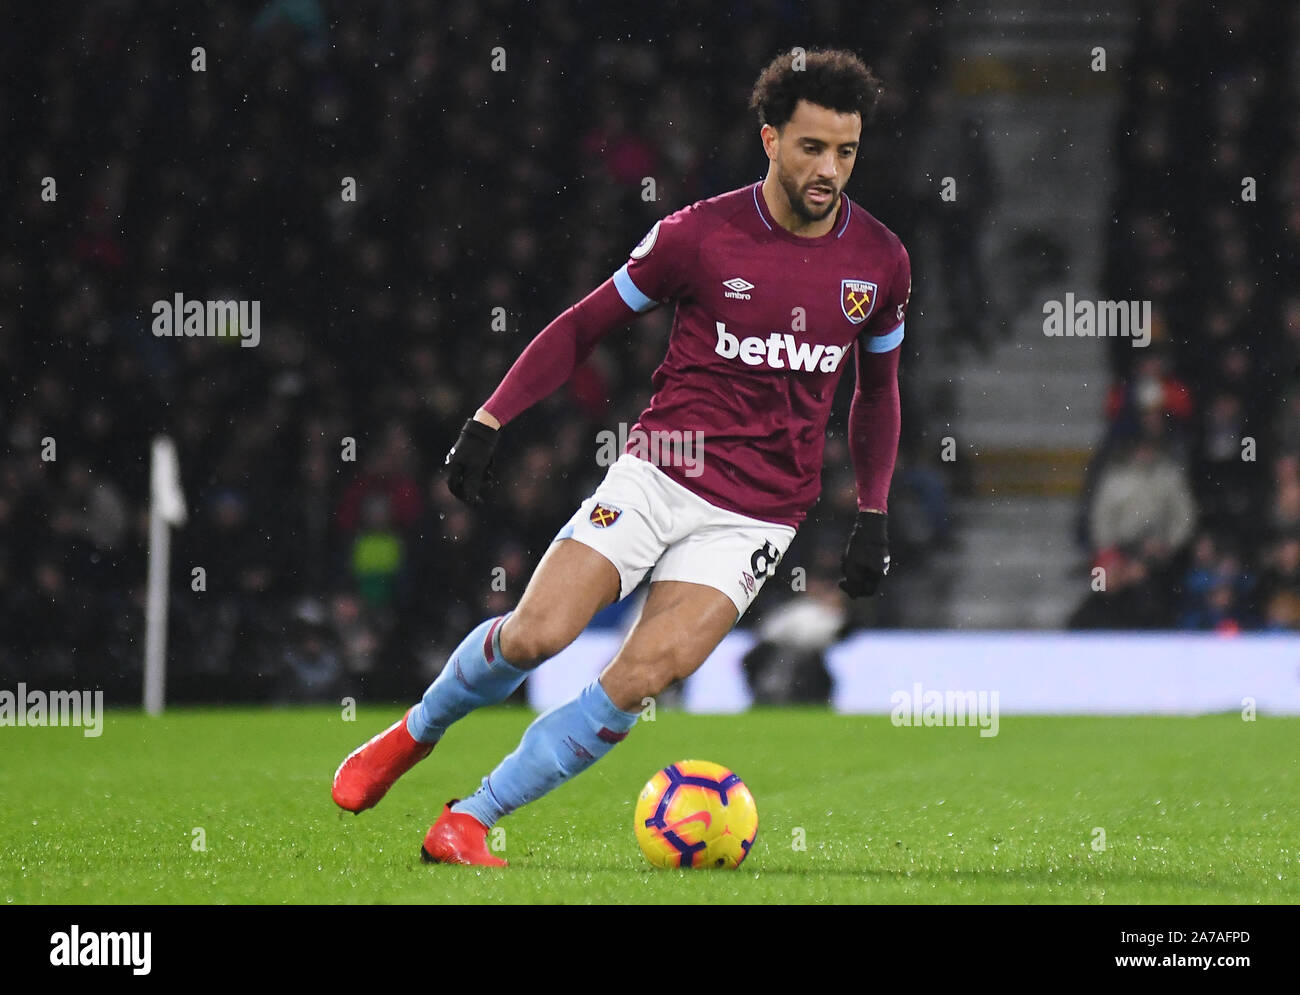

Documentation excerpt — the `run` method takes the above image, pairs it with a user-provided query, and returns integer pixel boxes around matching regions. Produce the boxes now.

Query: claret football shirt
[611,182,909,525]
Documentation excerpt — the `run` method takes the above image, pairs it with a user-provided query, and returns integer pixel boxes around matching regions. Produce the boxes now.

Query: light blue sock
[406,614,527,744]
[453,680,639,828]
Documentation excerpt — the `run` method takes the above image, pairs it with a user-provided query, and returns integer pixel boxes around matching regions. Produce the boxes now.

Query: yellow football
[633,759,758,869]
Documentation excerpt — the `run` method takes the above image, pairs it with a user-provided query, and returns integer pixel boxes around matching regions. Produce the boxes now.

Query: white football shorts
[552,453,797,618]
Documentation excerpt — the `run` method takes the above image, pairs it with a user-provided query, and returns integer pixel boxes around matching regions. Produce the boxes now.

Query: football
[633,760,758,869]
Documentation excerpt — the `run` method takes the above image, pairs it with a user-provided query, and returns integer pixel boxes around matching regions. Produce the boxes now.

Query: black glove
[839,511,889,598]
[445,418,499,505]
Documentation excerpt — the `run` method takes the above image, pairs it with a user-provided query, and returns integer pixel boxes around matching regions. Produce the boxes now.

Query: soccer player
[332,49,909,866]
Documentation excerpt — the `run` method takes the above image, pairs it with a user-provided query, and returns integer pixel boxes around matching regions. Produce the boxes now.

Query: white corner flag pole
[144,435,187,716]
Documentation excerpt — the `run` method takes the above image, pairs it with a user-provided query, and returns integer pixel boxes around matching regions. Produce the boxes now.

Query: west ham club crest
[590,504,621,528]
[841,279,878,325]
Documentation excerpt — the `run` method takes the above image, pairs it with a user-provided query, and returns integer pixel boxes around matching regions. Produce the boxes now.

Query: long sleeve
[847,341,901,512]
[847,236,908,512]
[482,277,636,426]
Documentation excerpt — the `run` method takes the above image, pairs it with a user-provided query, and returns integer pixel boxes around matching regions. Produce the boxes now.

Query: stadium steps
[944,496,1086,628]
[946,360,1111,450]
[916,0,1129,628]
[967,447,1091,497]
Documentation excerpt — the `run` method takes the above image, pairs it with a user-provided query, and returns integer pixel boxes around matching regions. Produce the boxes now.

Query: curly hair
[749,48,883,129]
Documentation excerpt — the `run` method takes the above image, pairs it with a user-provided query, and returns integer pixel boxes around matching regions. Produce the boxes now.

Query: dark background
[1,0,1295,705]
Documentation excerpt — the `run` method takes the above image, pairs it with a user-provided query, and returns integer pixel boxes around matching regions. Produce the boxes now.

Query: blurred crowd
[0,1,950,702]
[1071,0,1299,630]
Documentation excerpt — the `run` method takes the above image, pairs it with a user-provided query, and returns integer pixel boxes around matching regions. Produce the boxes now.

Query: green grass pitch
[2,706,1296,904]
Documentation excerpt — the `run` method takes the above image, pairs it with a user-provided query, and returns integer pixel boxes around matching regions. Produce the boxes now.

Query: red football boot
[420,801,508,867]
[332,708,434,813]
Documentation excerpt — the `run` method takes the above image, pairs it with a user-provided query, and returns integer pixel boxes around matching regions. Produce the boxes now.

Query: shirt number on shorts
[750,540,781,579]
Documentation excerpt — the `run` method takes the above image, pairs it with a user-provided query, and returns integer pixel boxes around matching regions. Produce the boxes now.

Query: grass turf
[1,707,1296,904]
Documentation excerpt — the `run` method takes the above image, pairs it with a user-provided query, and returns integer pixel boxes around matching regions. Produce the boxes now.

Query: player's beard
[777,166,838,223]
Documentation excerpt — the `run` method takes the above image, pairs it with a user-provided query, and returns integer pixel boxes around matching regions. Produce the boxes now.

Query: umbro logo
[723,277,754,300]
